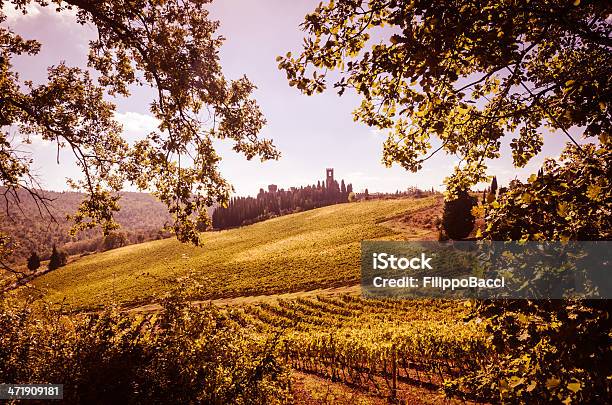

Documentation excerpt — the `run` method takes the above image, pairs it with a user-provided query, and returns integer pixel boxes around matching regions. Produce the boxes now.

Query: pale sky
[2,0,584,196]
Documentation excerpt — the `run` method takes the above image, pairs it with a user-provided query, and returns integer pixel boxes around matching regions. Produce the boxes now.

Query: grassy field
[30,197,439,310]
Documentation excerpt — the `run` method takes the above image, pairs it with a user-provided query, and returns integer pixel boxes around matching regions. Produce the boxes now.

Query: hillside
[30,197,440,310]
[0,189,172,263]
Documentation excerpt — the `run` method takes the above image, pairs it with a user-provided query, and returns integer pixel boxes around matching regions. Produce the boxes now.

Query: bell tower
[325,168,334,189]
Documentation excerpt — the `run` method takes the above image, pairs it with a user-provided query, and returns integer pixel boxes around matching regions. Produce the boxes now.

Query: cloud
[114,111,160,141]
[2,2,78,25]
[2,3,41,21]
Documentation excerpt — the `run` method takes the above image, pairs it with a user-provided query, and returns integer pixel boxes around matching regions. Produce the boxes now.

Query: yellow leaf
[546,377,560,389]
[509,376,524,388]
[587,185,601,200]
[528,174,538,183]
[457,104,469,113]
[471,205,483,217]
[521,192,532,204]
[557,202,568,217]
[573,0,580,5]
[567,382,581,393]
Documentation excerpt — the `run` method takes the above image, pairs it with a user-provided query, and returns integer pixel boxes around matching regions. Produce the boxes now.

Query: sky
[2,0,584,196]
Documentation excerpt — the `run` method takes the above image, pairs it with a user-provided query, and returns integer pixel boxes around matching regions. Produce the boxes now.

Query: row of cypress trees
[212,179,353,229]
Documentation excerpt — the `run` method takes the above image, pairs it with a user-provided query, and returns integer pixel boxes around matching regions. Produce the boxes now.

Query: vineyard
[222,295,492,402]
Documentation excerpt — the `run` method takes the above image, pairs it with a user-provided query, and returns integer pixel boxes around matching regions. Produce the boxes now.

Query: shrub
[442,190,477,240]
[447,299,611,404]
[0,290,292,403]
[101,232,129,252]
[48,245,67,270]
[446,144,612,403]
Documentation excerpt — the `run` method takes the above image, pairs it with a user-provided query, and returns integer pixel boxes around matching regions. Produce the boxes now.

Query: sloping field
[30,197,439,310]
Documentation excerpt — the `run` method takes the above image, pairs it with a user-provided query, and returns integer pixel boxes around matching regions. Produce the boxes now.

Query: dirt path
[291,371,477,405]
[379,197,443,240]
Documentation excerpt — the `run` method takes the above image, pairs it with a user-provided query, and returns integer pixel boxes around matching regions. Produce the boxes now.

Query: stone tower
[326,168,334,189]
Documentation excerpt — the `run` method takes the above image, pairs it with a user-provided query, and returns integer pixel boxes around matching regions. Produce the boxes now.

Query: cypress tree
[442,190,477,240]
[27,251,41,271]
[48,245,67,270]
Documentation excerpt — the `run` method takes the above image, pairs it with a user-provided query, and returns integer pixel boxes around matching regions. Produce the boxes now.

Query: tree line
[0,189,172,264]
[212,178,353,229]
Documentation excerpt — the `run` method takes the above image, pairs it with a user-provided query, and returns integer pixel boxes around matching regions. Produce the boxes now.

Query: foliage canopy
[279,0,611,195]
[280,3,611,402]
[484,143,611,241]
[0,0,278,248]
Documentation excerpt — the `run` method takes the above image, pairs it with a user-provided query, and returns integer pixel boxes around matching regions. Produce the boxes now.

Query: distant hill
[0,189,173,263]
[31,197,439,310]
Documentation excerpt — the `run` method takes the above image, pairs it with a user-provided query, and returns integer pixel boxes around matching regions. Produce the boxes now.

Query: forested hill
[1,189,172,264]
